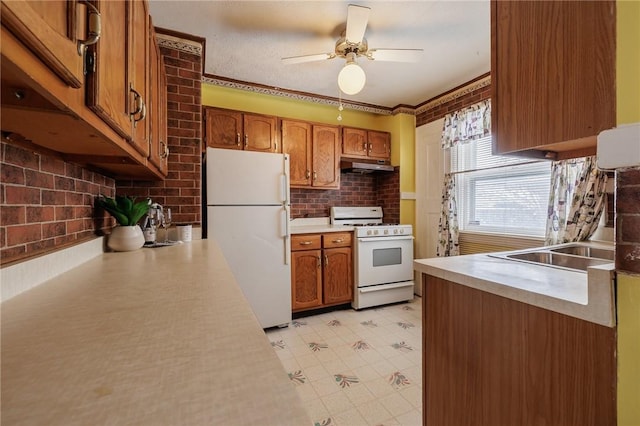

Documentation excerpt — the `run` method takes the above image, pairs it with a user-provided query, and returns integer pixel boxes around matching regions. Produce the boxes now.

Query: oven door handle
[359,281,414,293]
[357,236,414,243]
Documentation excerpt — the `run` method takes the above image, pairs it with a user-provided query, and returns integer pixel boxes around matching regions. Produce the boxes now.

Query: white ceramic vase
[108,225,145,252]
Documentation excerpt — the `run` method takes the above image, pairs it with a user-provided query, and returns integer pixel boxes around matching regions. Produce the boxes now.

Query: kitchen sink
[549,245,614,260]
[490,243,614,272]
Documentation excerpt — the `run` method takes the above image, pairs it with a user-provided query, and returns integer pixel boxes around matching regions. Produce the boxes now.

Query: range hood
[340,160,395,173]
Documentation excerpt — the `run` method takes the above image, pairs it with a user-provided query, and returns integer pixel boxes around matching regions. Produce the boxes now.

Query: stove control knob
[394,229,398,234]
[374,230,379,235]
[367,230,372,236]
[384,229,389,235]
[400,229,404,234]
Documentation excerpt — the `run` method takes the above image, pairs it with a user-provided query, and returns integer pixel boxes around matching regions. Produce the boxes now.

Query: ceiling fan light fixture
[338,54,366,95]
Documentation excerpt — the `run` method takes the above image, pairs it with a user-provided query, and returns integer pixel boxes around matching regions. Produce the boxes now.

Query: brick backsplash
[616,167,640,274]
[291,169,400,223]
[117,38,203,226]
[0,141,115,265]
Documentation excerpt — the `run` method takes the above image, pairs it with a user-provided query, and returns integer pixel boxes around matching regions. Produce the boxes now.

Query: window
[450,136,551,237]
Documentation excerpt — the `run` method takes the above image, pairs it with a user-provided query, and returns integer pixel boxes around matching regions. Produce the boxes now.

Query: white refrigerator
[205,147,291,329]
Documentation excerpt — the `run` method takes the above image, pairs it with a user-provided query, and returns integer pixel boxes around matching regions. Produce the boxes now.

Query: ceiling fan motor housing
[335,36,368,58]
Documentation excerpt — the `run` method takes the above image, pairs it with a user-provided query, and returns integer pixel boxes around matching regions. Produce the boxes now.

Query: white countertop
[414,243,616,327]
[290,217,354,234]
[1,240,311,425]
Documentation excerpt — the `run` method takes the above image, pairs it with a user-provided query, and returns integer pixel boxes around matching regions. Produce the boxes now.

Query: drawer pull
[332,238,344,243]
[299,241,313,245]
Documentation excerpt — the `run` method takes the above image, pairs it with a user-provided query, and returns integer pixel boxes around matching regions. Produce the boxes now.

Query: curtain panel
[437,173,460,257]
[545,156,608,245]
[441,99,491,149]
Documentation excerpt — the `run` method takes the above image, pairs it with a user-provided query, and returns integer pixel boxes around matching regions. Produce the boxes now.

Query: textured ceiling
[148,1,491,109]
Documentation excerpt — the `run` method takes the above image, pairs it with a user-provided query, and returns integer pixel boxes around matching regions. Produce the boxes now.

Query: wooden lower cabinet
[291,249,322,310]
[423,275,616,426]
[291,232,353,312]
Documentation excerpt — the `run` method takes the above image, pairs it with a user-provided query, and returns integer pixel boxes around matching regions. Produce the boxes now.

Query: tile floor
[266,297,422,426]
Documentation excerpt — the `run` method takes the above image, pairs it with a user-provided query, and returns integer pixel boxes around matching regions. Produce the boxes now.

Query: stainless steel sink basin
[549,245,614,260]
[505,252,611,271]
[490,243,614,272]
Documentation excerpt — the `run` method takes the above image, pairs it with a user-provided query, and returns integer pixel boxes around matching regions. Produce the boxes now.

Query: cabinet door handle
[324,254,328,267]
[77,1,102,55]
[129,84,146,125]
[236,133,241,146]
[313,171,317,181]
[305,170,310,179]
[317,255,321,268]
[299,241,313,246]
[244,134,248,148]
[367,143,372,153]
[134,99,146,126]
[362,142,367,151]
[332,238,344,244]
[160,141,169,159]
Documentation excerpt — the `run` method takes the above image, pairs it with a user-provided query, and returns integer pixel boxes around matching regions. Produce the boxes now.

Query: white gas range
[330,206,415,309]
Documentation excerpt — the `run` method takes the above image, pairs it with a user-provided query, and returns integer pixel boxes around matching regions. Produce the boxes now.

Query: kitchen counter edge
[414,250,615,328]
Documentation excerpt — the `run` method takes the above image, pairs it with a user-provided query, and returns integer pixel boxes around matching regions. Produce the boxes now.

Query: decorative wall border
[415,75,491,115]
[201,75,395,116]
[157,34,203,56]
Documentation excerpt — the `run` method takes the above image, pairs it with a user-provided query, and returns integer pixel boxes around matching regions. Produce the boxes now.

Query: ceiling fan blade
[345,4,370,44]
[281,53,334,65]
[368,48,424,62]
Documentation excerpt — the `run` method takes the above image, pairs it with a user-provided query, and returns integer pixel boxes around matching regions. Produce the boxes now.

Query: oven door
[355,235,414,287]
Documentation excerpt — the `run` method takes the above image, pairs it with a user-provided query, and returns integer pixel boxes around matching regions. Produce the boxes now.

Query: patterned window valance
[441,99,491,148]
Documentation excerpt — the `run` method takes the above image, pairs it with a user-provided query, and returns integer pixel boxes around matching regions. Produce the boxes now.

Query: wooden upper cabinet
[86,0,149,157]
[342,127,390,161]
[205,107,277,152]
[128,0,150,157]
[367,130,391,160]
[282,120,340,189]
[491,0,616,159]
[148,22,168,176]
[0,0,86,88]
[244,114,277,152]
[342,127,368,158]
[206,108,243,149]
[312,125,340,189]
[282,119,312,187]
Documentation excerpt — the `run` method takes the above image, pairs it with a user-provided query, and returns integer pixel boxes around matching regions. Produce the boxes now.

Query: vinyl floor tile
[266,297,422,426]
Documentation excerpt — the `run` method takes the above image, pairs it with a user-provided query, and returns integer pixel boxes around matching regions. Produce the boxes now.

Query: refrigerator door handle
[281,206,291,266]
[280,174,288,204]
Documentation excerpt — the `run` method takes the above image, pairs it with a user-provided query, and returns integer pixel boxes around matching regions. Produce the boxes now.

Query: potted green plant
[97,195,150,251]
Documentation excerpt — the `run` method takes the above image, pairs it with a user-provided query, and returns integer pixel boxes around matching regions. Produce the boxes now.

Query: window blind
[450,136,551,237]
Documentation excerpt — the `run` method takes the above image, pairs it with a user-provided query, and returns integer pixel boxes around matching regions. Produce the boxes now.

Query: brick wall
[117,37,203,226]
[0,141,115,265]
[616,168,640,274]
[290,170,400,223]
[416,75,491,127]
[376,170,400,224]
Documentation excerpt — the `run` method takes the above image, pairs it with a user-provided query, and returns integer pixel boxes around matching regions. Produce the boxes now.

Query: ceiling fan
[281,4,424,95]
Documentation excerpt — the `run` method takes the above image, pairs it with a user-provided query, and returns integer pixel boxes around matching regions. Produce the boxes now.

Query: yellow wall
[617,0,640,125]
[202,83,417,228]
[617,273,640,426]
[616,2,640,425]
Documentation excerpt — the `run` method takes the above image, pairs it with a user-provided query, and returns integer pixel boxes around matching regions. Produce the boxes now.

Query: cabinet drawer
[291,234,322,251]
[322,232,352,248]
